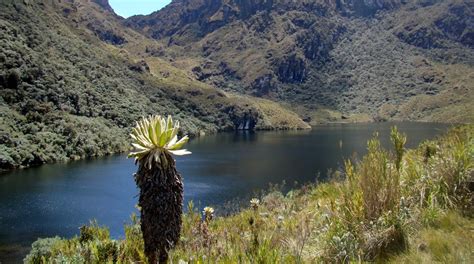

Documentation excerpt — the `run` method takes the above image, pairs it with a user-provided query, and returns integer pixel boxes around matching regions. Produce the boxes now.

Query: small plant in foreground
[250,198,260,211]
[203,206,215,223]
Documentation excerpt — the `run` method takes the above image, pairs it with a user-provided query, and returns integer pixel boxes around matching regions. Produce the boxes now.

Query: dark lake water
[0,122,449,262]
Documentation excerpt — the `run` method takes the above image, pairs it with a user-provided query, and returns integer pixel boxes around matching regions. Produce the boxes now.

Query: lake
[0,122,449,262]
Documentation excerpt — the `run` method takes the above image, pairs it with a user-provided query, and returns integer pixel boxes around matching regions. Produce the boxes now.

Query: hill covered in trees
[1,0,473,170]
[0,0,308,170]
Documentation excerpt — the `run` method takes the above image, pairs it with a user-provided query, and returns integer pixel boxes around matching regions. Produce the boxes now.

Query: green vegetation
[128,0,474,124]
[2,0,473,171]
[129,115,190,262]
[0,1,199,170]
[25,125,473,263]
[0,1,308,171]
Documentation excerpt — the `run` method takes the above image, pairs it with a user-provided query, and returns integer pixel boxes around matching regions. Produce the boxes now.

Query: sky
[109,0,172,18]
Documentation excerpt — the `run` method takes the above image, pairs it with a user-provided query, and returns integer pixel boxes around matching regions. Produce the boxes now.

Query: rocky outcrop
[234,0,273,19]
[56,0,127,45]
[434,3,474,48]
[298,33,330,61]
[224,105,259,130]
[125,0,405,40]
[275,54,307,83]
[129,60,150,73]
[93,28,126,45]
[396,26,444,49]
[336,0,404,17]
[192,61,236,82]
[295,25,346,64]
[92,0,114,13]
[251,74,275,96]
[125,0,276,40]
[396,1,473,49]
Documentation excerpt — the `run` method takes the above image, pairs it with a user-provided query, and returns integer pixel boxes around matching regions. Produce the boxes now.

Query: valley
[1,0,472,170]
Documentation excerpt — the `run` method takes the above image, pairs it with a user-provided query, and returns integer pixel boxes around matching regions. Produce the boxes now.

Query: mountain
[126,0,473,123]
[0,0,308,171]
[0,0,472,171]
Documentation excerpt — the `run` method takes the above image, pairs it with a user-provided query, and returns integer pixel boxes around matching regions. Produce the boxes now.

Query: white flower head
[203,206,214,221]
[128,115,191,168]
[250,198,260,210]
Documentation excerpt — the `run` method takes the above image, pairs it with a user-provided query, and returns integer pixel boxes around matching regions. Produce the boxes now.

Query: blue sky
[109,0,172,18]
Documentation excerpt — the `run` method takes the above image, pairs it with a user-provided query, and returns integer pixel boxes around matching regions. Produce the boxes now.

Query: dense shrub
[0,1,309,171]
[0,2,215,171]
[23,237,62,264]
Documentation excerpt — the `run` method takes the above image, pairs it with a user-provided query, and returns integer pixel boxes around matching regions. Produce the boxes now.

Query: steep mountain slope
[126,0,473,124]
[0,0,308,170]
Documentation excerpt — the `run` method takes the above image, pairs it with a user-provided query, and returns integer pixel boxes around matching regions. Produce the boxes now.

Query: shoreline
[1,120,464,174]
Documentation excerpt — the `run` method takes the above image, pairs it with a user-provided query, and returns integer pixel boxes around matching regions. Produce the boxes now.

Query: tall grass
[25,125,473,263]
[324,127,407,262]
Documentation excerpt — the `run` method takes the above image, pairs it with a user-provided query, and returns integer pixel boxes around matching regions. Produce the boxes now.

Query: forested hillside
[0,0,308,170]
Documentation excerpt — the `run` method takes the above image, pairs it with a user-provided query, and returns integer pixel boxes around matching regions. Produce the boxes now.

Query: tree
[129,115,191,263]
[6,69,21,89]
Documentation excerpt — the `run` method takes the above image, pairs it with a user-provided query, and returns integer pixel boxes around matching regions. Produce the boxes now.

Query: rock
[275,54,306,83]
[397,1,474,49]
[396,26,444,49]
[336,0,404,17]
[192,61,235,82]
[224,105,259,130]
[95,29,126,45]
[297,31,331,61]
[129,60,150,73]
[434,4,474,48]
[92,0,114,13]
[251,74,275,96]
[126,0,405,42]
